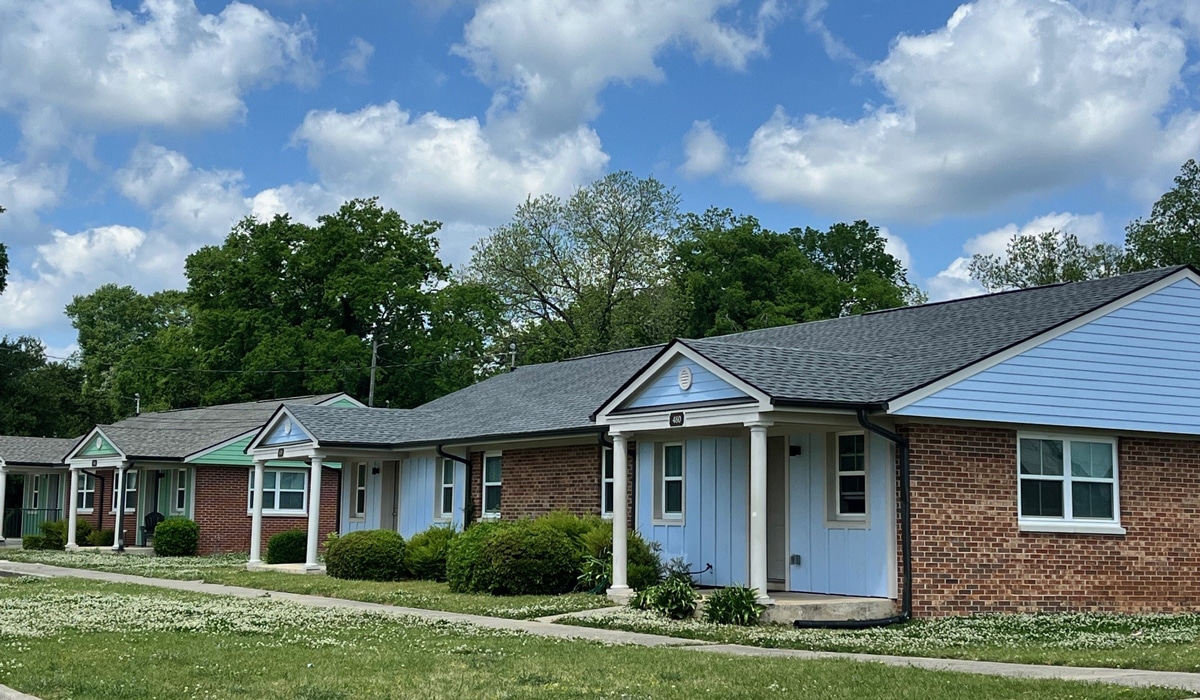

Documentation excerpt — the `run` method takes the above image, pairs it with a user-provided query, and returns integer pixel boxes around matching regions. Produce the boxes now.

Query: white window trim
[110,471,137,514]
[825,432,869,529]
[436,458,455,521]
[481,451,502,519]
[1017,432,1124,535]
[170,469,187,515]
[601,447,614,519]
[658,442,685,523]
[76,473,95,515]
[31,477,41,511]
[350,463,368,520]
[246,468,309,517]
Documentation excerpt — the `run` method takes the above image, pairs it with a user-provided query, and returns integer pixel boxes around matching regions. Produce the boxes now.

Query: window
[31,477,41,510]
[112,471,137,513]
[661,443,684,520]
[836,433,867,517]
[601,448,614,517]
[438,459,455,520]
[248,469,307,514]
[482,452,502,517]
[352,463,367,519]
[76,473,95,512]
[173,470,187,514]
[1018,435,1120,533]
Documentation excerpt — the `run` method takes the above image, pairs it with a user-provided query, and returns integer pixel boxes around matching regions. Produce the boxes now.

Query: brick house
[252,265,1200,617]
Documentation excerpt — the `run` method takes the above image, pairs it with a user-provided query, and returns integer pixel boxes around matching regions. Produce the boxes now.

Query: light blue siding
[637,437,748,587]
[788,432,894,598]
[896,278,1200,434]
[261,417,311,446]
[624,356,748,410]
[397,455,465,538]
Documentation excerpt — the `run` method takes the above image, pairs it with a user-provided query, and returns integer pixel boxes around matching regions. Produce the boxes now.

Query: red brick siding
[902,422,1200,616]
[466,443,635,526]
[192,465,338,555]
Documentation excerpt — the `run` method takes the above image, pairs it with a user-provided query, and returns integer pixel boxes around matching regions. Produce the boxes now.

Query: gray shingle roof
[0,435,80,466]
[95,393,347,460]
[682,266,1184,405]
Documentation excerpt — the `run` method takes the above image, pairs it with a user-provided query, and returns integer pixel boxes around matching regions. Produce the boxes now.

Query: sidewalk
[4,560,1200,695]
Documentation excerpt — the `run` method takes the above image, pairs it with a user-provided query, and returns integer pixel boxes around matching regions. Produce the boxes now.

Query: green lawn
[0,550,610,619]
[0,578,1189,700]
[562,607,1200,673]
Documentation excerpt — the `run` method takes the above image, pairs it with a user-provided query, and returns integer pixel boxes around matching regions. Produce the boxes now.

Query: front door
[766,436,787,588]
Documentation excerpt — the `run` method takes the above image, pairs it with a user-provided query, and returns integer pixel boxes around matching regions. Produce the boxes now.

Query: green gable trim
[189,435,338,468]
[78,434,120,457]
[328,398,359,408]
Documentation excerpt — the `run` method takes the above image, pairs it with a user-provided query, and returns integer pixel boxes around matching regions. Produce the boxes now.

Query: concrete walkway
[4,560,1200,695]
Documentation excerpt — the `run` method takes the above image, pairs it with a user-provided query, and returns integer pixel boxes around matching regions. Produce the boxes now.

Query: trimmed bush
[38,521,67,550]
[153,518,200,557]
[325,529,406,581]
[578,520,662,592]
[266,529,307,564]
[479,520,578,595]
[404,525,457,581]
[74,519,93,546]
[445,521,505,593]
[703,585,765,626]
[534,511,604,554]
[85,529,114,547]
[21,535,45,550]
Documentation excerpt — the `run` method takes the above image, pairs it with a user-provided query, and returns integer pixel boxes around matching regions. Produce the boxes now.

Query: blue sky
[1,0,1199,356]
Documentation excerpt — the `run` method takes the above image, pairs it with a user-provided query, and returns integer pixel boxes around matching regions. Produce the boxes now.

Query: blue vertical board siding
[396,455,465,537]
[636,436,749,588]
[340,463,382,533]
[896,278,1200,434]
[623,356,748,409]
[787,432,893,598]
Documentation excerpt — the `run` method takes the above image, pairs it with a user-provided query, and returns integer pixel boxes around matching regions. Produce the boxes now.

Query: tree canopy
[969,230,1125,291]
[0,336,109,437]
[1124,159,1200,270]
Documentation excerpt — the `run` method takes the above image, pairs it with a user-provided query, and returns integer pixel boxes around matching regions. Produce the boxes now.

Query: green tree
[468,172,682,362]
[1124,159,1200,270]
[793,220,926,312]
[968,230,1125,291]
[0,337,110,437]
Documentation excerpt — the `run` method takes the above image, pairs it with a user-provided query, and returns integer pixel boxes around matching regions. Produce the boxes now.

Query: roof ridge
[689,337,888,358]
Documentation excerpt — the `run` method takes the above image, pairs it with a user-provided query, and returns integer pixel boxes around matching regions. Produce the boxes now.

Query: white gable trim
[65,426,126,464]
[247,406,321,458]
[595,341,770,424]
[888,267,1200,413]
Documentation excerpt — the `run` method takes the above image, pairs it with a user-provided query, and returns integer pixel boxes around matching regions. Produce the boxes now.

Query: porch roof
[0,435,80,467]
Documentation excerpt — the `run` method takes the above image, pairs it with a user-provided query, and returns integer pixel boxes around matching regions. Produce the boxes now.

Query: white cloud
[0,159,66,241]
[880,228,913,271]
[802,0,863,67]
[0,0,316,135]
[927,212,1110,300]
[736,0,1200,220]
[340,36,375,81]
[680,121,730,178]
[454,0,777,135]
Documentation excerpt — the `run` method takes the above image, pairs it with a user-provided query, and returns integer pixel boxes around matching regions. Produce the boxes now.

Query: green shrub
[578,555,612,593]
[404,525,457,581]
[85,529,114,547]
[577,520,662,591]
[445,521,505,593]
[664,556,694,584]
[534,511,604,554]
[266,529,307,564]
[35,519,96,550]
[21,535,45,550]
[703,585,765,626]
[642,576,699,620]
[325,529,406,581]
[153,518,200,557]
[479,520,578,595]
[74,519,93,546]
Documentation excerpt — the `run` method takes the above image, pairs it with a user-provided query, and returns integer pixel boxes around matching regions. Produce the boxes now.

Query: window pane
[442,461,455,485]
[355,490,366,514]
[1019,439,1041,475]
[603,482,614,514]
[664,480,683,514]
[1073,482,1114,519]
[484,456,502,483]
[1071,441,1113,479]
[839,475,866,514]
[1020,439,1063,476]
[278,491,304,510]
[604,450,613,479]
[1020,478,1063,517]
[263,493,276,510]
[484,484,501,512]
[264,472,277,489]
[279,472,305,490]
[442,486,454,516]
[664,445,683,478]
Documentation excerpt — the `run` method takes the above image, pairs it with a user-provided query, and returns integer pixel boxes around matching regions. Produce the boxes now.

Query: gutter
[436,446,473,525]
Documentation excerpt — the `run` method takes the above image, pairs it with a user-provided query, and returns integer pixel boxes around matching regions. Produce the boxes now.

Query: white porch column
[66,468,80,549]
[112,464,126,551]
[248,459,266,566]
[0,466,7,544]
[747,420,773,604]
[305,455,324,570]
[607,432,631,601]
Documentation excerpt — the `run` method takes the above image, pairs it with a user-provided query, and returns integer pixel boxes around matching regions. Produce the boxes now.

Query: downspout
[793,410,913,629]
[436,446,472,526]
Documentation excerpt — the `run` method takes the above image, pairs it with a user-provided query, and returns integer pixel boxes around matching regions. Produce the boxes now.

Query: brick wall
[466,442,635,525]
[192,465,338,555]
[902,422,1200,616]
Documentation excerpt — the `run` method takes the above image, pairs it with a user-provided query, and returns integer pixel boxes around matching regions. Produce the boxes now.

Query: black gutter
[320,426,610,453]
[793,409,914,629]
[436,445,472,525]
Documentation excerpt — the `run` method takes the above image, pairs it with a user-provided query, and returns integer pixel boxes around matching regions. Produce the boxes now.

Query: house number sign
[669,412,685,427]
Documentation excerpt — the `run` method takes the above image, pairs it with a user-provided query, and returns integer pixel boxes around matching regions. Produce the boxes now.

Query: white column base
[606,585,634,605]
[65,543,80,552]
[756,594,775,606]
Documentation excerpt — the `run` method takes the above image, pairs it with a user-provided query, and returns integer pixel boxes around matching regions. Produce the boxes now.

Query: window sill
[349,516,366,522]
[825,517,869,530]
[246,510,308,517]
[1019,520,1126,536]
[600,512,614,520]
[77,509,94,515]
[652,518,685,527]
[109,510,136,515]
